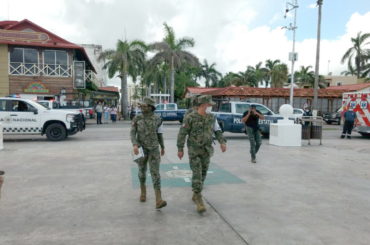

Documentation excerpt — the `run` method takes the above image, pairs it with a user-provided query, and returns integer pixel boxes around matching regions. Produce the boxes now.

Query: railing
[85,70,97,82]
[9,62,72,77]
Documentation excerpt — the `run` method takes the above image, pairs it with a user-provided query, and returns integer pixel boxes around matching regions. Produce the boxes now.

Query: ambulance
[0,97,85,141]
[342,91,370,137]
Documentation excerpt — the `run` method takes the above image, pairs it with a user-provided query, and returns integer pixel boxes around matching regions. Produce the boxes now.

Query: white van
[0,97,85,141]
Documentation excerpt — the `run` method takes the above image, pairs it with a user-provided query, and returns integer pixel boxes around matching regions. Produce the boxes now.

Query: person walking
[177,95,227,213]
[0,170,4,200]
[341,107,357,139]
[110,105,117,122]
[104,104,110,123]
[95,102,103,124]
[241,104,265,163]
[130,97,167,209]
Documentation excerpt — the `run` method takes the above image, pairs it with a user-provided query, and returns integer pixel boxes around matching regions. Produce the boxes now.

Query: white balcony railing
[9,62,72,77]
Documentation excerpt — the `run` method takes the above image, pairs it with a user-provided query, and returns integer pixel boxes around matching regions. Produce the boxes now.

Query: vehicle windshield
[235,104,250,114]
[36,101,50,109]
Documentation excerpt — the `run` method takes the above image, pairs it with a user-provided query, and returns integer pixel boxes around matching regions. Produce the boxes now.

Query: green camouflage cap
[191,94,202,107]
[139,97,156,107]
[197,95,215,106]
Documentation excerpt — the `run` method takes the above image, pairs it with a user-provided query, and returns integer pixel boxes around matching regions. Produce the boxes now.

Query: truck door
[5,100,41,134]
[233,103,250,132]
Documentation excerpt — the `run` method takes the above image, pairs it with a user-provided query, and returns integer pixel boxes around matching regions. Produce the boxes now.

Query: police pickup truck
[0,97,85,141]
[213,101,283,137]
[154,103,186,123]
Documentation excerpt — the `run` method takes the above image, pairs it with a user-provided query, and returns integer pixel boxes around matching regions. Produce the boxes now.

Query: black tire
[337,121,341,125]
[360,133,370,138]
[326,122,332,125]
[45,123,67,141]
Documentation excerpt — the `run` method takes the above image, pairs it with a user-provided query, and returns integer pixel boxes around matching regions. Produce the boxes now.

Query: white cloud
[1,0,370,87]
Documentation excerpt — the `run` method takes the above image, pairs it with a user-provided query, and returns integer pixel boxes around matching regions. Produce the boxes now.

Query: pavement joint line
[204,196,250,245]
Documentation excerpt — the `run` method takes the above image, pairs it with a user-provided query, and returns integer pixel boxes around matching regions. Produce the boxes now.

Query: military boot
[192,192,196,202]
[193,192,206,213]
[139,184,146,202]
[155,189,167,209]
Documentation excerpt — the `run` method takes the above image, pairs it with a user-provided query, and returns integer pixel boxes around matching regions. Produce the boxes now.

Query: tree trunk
[121,73,129,120]
[170,56,175,103]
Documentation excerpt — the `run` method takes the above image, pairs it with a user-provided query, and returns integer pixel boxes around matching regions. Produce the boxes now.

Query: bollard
[0,170,4,200]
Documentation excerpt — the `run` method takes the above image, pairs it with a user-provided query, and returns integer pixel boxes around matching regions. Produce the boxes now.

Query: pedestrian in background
[177,95,227,213]
[241,104,265,163]
[104,104,110,122]
[0,170,4,200]
[341,107,357,139]
[95,102,103,124]
[110,105,117,122]
[130,97,167,209]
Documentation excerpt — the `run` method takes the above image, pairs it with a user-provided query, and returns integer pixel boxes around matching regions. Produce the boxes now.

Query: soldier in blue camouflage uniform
[177,95,227,213]
[130,97,167,209]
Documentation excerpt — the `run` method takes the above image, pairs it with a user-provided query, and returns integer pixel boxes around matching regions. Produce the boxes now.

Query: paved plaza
[0,121,369,245]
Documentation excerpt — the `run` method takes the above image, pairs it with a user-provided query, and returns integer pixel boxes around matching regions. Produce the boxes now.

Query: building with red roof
[0,19,96,101]
[326,82,370,92]
[191,86,352,113]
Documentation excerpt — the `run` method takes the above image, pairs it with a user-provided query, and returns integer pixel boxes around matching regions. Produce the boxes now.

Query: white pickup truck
[0,97,85,141]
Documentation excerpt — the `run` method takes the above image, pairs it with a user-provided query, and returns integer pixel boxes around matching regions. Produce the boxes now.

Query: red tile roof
[200,86,348,98]
[99,86,119,93]
[186,87,222,95]
[326,83,370,91]
[0,19,95,72]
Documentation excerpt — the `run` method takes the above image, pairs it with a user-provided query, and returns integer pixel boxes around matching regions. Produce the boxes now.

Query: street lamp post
[313,0,323,111]
[284,0,299,106]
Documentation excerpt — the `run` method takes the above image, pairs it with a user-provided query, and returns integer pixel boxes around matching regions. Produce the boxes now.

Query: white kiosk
[269,104,302,147]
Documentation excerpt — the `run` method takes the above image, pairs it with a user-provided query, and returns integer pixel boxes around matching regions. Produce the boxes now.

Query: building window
[43,50,69,76]
[9,48,39,75]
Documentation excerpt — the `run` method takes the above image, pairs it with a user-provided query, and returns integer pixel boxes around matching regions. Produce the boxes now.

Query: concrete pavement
[0,121,369,245]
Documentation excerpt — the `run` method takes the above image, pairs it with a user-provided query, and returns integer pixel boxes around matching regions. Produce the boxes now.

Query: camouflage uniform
[130,99,164,190]
[177,96,226,194]
[184,95,201,118]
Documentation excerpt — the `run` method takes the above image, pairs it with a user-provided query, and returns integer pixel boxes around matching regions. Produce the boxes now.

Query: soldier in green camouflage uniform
[177,95,227,213]
[184,94,201,117]
[130,97,167,209]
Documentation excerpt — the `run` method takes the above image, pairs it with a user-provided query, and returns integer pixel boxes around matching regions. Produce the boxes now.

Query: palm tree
[230,68,258,87]
[150,23,199,102]
[295,66,314,88]
[218,72,236,87]
[98,39,147,119]
[294,66,327,88]
[265,59,281,88]
[143,61,169,95]
[341,32,370,78]
[341,61,357,76]
[270,63,288,88]
[247,62,268,87]
[197,59,222,87]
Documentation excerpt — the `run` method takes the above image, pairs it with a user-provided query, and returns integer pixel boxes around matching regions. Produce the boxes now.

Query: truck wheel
[337,121,341,125]
[46,123,67,141]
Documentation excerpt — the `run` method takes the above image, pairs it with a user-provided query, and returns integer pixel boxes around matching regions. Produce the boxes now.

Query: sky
[1,0,370,88]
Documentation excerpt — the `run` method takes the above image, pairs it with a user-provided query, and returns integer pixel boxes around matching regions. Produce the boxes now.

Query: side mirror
[31,108,38,114]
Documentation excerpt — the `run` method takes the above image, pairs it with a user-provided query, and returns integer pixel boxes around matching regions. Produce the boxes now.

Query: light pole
[313,0,323,111]
[284,0,299,106]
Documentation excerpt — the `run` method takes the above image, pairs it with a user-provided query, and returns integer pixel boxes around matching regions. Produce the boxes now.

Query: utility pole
[313,0,323,111]
[284,0,298,106]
